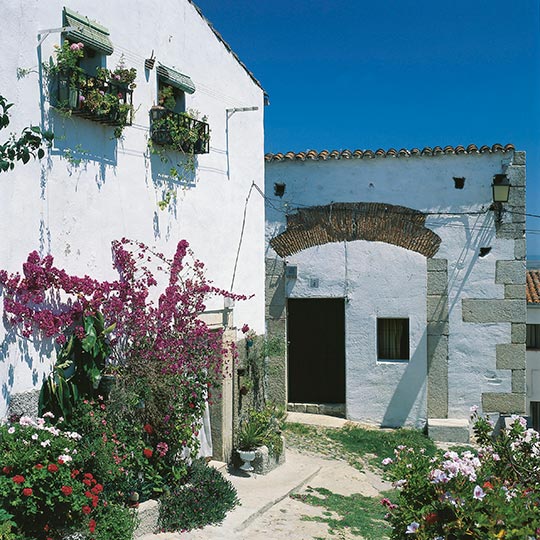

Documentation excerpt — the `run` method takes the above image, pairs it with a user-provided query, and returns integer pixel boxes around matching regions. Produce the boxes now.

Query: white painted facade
[0,0,266,418]
[266,151,521,428]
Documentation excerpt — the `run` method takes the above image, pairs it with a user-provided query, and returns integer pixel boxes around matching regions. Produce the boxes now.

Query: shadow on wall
[0,318,55,412]
[446,212,496,317]
[381,328,428,428]
[48,110,118,185]
[147,146,198,230]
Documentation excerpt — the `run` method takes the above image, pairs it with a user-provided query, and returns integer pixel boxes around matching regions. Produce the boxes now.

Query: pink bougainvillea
[0,238,247,388]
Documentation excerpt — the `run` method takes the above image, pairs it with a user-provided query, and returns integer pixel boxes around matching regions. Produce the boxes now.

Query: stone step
[428,418,470,443]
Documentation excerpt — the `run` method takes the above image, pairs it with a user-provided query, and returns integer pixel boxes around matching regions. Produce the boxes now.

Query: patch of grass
[327,425,437,468]
[285,421,436,471]
[292,487,396,540]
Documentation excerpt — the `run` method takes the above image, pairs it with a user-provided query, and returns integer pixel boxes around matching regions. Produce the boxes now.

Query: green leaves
[0,94,54,173]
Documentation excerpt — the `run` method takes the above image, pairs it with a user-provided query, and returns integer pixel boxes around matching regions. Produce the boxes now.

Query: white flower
[18,415,35,427]
[381,457,393,465]
[7,427,15,434]
[58,454,72,462]
[40,439,51,447]
[42,411,55,419]
[31,433,39,440]
[405,522,419,534]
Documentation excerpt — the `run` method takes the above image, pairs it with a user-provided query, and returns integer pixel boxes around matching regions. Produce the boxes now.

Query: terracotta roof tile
[527,270,540,304]
[265,143,515,162]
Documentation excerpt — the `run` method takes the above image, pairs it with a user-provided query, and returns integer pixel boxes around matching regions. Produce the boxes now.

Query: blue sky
[195,0,540,257]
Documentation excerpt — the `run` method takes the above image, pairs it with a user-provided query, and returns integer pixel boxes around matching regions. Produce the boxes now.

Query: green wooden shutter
[157,64,196,94]
[62,7,114,56]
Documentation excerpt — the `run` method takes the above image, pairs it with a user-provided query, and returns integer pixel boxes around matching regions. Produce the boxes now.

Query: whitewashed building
[264,145,526,440]
[526,268,540,431]
[0,1,266,459]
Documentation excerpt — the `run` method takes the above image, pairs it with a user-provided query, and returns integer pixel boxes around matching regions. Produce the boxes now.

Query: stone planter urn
[237,449,256,472]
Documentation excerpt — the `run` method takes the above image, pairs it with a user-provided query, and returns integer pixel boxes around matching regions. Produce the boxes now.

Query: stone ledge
[428,418,469,443]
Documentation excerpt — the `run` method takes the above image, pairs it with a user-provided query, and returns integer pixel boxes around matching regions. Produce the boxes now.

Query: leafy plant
[157,459,239,532]
[38,312,114,420]
[237,403,286,455]
[0,95,53,173]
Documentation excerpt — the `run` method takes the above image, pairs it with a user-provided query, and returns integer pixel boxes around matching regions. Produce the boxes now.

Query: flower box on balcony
[50,70,134,132]
[149,106,209,154]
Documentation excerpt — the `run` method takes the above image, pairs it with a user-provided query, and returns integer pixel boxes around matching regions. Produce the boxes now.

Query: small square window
[527,324,540,350]
[377,318,409,361]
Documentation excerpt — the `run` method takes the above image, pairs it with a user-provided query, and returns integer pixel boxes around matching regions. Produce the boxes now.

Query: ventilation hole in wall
[479,247,492,257]
[453,177,465,189]
[274,182,286,197]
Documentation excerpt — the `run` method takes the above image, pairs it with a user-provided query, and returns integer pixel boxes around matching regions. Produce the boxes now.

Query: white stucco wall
[286,241,427,428]
[266,151,518,426]
[0,0,265,417]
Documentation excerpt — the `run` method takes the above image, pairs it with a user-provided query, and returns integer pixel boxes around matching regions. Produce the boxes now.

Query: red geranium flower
[92,495,99,507]
[483,481,494,490]
[424,512,438,524]
[91,484,103,495]
[22,488,33,496]
[2,466,13,474]
[83,478,92,486]
[89,519,96,533]
[143,423,154,434]
[71,469,80,478]
[12,475,25,484]
[47,464,58,473]
[84,473,93,479]
[82,505,92,515]
[34,463,44,470]
[61,485,73,496]
[143,448,153,458]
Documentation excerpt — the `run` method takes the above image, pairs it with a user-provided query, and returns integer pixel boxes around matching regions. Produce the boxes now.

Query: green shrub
[158,459,239,532]
[237,403,286,456]
[91,502,139,540]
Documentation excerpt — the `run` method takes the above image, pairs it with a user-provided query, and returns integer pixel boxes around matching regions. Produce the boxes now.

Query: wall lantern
[492,174,510,203]
[274,182,286,197]
[491,173,511,222]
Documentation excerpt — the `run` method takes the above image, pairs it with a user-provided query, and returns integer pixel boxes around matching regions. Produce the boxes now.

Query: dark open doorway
[287,298,345,404]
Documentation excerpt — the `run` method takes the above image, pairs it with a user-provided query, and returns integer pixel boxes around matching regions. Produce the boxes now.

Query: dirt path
[238,452,391,540]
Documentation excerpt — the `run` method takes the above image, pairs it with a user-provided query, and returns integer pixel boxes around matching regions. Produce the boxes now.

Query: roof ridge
[265,144,516,162]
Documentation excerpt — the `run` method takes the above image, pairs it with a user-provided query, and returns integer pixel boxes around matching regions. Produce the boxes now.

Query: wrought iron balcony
[50,70,133,127]
[149,107,210,154]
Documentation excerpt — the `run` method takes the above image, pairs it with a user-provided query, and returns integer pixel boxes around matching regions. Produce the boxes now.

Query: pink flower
[241,324,250,334]
[473,485,485,500]
[405,522,419,534]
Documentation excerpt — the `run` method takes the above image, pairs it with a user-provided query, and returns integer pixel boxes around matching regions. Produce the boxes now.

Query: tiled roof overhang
[527,270,540,304]
[265,143,515,162]
[270,202,441,258]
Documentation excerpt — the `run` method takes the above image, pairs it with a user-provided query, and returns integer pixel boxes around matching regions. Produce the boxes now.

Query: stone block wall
[264,256,287,406]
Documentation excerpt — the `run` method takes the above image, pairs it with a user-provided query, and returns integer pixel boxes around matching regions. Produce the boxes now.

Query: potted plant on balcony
[46,46,136,137]
[46,40,85,109]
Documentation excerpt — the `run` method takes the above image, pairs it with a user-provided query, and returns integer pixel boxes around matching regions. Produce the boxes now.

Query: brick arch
[270,202,441,258]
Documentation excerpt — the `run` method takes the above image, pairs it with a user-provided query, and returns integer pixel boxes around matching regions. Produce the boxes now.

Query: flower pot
[237,449,256,472]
